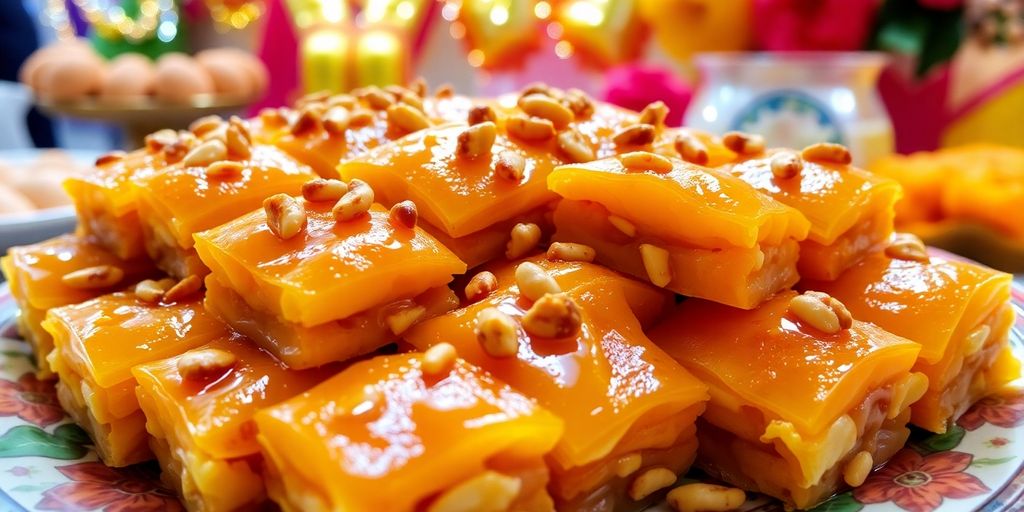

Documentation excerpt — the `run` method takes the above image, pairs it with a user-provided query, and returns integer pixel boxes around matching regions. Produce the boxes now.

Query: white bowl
[0,205,77,255]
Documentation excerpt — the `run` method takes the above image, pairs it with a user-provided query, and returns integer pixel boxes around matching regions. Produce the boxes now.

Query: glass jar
[684,52,894,167]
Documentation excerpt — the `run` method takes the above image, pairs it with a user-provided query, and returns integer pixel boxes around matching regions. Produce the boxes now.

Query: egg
[13,173,71,209]
[196,50,254,99]
[37,50,106,102]
[153,53,215,104]
[0,185,35,215]
[101,53,156,102]
[198,47,268,98]
[19,39,94,92]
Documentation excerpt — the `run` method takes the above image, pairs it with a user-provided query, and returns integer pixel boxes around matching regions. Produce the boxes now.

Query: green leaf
[0,351,30,359]
[877,17,930,55]
[8,482,58,492]
[0,425,88,460]
[53,423,91,445]
[971,456,1016,467]
[809,493,864,512]
[913,425,966,454]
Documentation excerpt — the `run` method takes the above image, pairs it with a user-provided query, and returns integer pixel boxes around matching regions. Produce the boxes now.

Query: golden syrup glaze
[63,149,167,216]
[193,202,466,327]
[255,353,563,511]
[649,290,921,437]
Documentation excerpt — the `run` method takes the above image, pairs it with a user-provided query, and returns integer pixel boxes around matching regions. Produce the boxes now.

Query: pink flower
[603,65,691,126]
[753,0,878,51]
[958,388,1024,431]
[37,462,182,512]
[854,450,990,512]
[0,373,65,427]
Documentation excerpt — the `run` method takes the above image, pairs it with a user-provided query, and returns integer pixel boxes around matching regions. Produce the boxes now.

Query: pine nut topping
[639,101,669,128]
[387,103,431,134]
[506,114,556,142]
[422,342,457,375]
[620,151,673,173]
[789,291,853,334]
[964,324,991,356]
[385,304,427,335]
[547,242,596,262]
[674,133,708,165]
[164,275,203,303]
[162,137,193,164]
[494,151,527,181]
[465,271,498,303]
[515,262,561,301]
[434,83,454,98]
[563,88,595,118]
[843,451,874,487]
[467,105,497,125]
[506,222,542,259]
[770,151,804,179]
[427,471,521,512]
[189,115,223,137]
[389,200,418,229]
[323,107,351,135]
[302,178,347,202]
[290,108,322,136]
[613,124,656,147]
[183,139,228,168]
[333,179,375,221]
[885,233,929,263]
[95,151,126,167]
[608,214,637,237]
[399,91,423,110]
[666,483,746,512]
[177,349,236,382]
[61,265,124,290]
[296,90,331,108]
[264,194,307,240]
[409,76,428,97]
[229,116,252,141]
[888,372,929,419]
[802,142,852,165]
[639,244,672,287]
[723,131,766,155]
[225,125,252,159]
[475,307,519,358]
[385,84,410,98]
[362,88,395,110]
[145,129,179,152]
[520,82,553,98]
[557,129,595,163]
[615,453,643,477]
[457,122,497,159]
[205,160,244,180]
[328,94,357,110]
[628,467,676,501]
[135,279,171,303]
[519,93,575,129]
[522,293,582,338]
[348,108,375,127]
[259,107,288,128]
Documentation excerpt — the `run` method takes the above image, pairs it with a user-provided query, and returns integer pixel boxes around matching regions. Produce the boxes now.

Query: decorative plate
[0,283,1021,512]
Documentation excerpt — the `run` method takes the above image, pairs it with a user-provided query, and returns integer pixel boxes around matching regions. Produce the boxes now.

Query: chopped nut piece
[434,83,454,98]
[177,349,236,382]
[189,115,223,137]
[61,265,124,290]
[301,178,347,202]
[164,275,203,302]
[385,304,427,335]
[322,107,350,135]
[547,242,596,262]
[388,200,418,229]
[385,84,411,98]
[520,82,553,98]
[162,137,193,164]
[387,103,431,134]
[518,93,575,129]
[722,131,765,155]
[639,244,672,287]
[801,142,852,165]
[522,293,582,338]
[229,116,252,141]
[457,121,497,159]
[494,151,526,181]
[628,467,677,501]
[327,94,357,110]
[608,214,637,237]
[666,483,746,512]
[506,114,556,142]
[290,108,322,136]
[557,129,595,163]
[843,451,874,487]
[399,92,423,110]
[638,101,669,128]
[145,129,179,152]
[514,261,561,301]
[615,453,643,477]
[296,90,331,108]
[421,342,457,375]
[408,76,428,97]
[427,471,521,512]
[888,372,929,419]
[789,291,853,334]
[884,233,929,263]
[475,307,519,358]
[561,89,594,119]
[205,160,244,180]
[348,108,375,127]
[362,87,395,110]
[259,107,288,128]
[770,151,803,179]
[264,193,307,240]
[94,151,126,167]
[465,271,498,303]
[333,179,374,221]
[620,151,673,173]
[467,105,497,125]
[182,139,228,168]
[674,133,708,165]
[613,124,656,147]
[135,279,171,303]
[505,222,543,259]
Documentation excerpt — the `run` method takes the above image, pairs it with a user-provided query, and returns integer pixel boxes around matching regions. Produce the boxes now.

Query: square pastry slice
[132,334,335,511]
[194,201,466,368]
[548,154,810,309]
[133,143,316,279]
[726,147,902,280]
[255,352,564,512]
[807,237,1020,433]
[404,258,707,511]
[650,290,925,510]
[1,234,154,377]
[43,291,230,466]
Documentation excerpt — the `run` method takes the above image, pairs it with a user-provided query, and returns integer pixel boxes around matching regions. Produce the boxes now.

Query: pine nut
[177,348,236,382]
[61,265,124,290]
[427,471,521,512]
[964,324,991,356]
[522,293,582,338]
[434,83,454,98]
[494,151,526,181]
[608,214,637,237]
[518,93,575,129]
[771,150,803,178]
[885,233,929,263]
[802,142,852,165]
[507,114,556,142]
[264,194,307,240]
[389,200,418,229]
[134,279,171,303]
[290,108,322,136]
[515,262,561,301]
[613,124,656,147]
[259,107,288,128]
[348,108,375,127]
[475,307,519,358]
[615,453,643,477]
[722,131,765,155]
[457,122,497,159]
[296,90,331,108]
[95,151,126,167]
[164,275,203,303]
[888,372,929,419]
[409,76,428,97]
[620,151,673,173]
[674,133,708,165]
[639,101,669,128]
[422,342,457,375]
[505,222,542,259]
[789,291,853,334]
[323,107,350,135]
[189,115,223,137]
[399,91,423,110]
[562,88,594,118]
[467,105,497,125]
[666,483,745,512]
[385,84,411,98]
[628,467,676,501]
[547,242,595,262]
[520,82,553,98]
[844,450,874,487]
[205,160,244,180]
[361,87,394,110]
[639,244,672,287]
[557,129,595,163]
[333,179,374,221]
[182,139,228,167]
[302,178,347,202]
[327,94,357,110]
[162,137,193,164]
[145,129,179,152]
[387,103,431,134]
[465,271,498,303]
[229,116,252,140]
[385,304,427,335]
[225,125,251,159]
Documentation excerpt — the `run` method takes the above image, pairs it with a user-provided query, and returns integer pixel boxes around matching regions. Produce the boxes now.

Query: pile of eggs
[0,151,86,216]
[20,39,268,105]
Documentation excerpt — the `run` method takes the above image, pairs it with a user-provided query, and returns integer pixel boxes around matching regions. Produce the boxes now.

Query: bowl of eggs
[0,149,90,256]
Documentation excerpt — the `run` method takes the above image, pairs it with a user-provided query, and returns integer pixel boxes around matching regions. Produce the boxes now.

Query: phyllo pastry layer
[548,154,810,309]
[42,291,230,466]
[404,258,707,510]
[132,334,334,511]
[808,242,1020,433]
[727,148,902,280]
[255,351,563,512]
[194,201,466,368]
[650,290,925,510]
[1,234,154,377]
